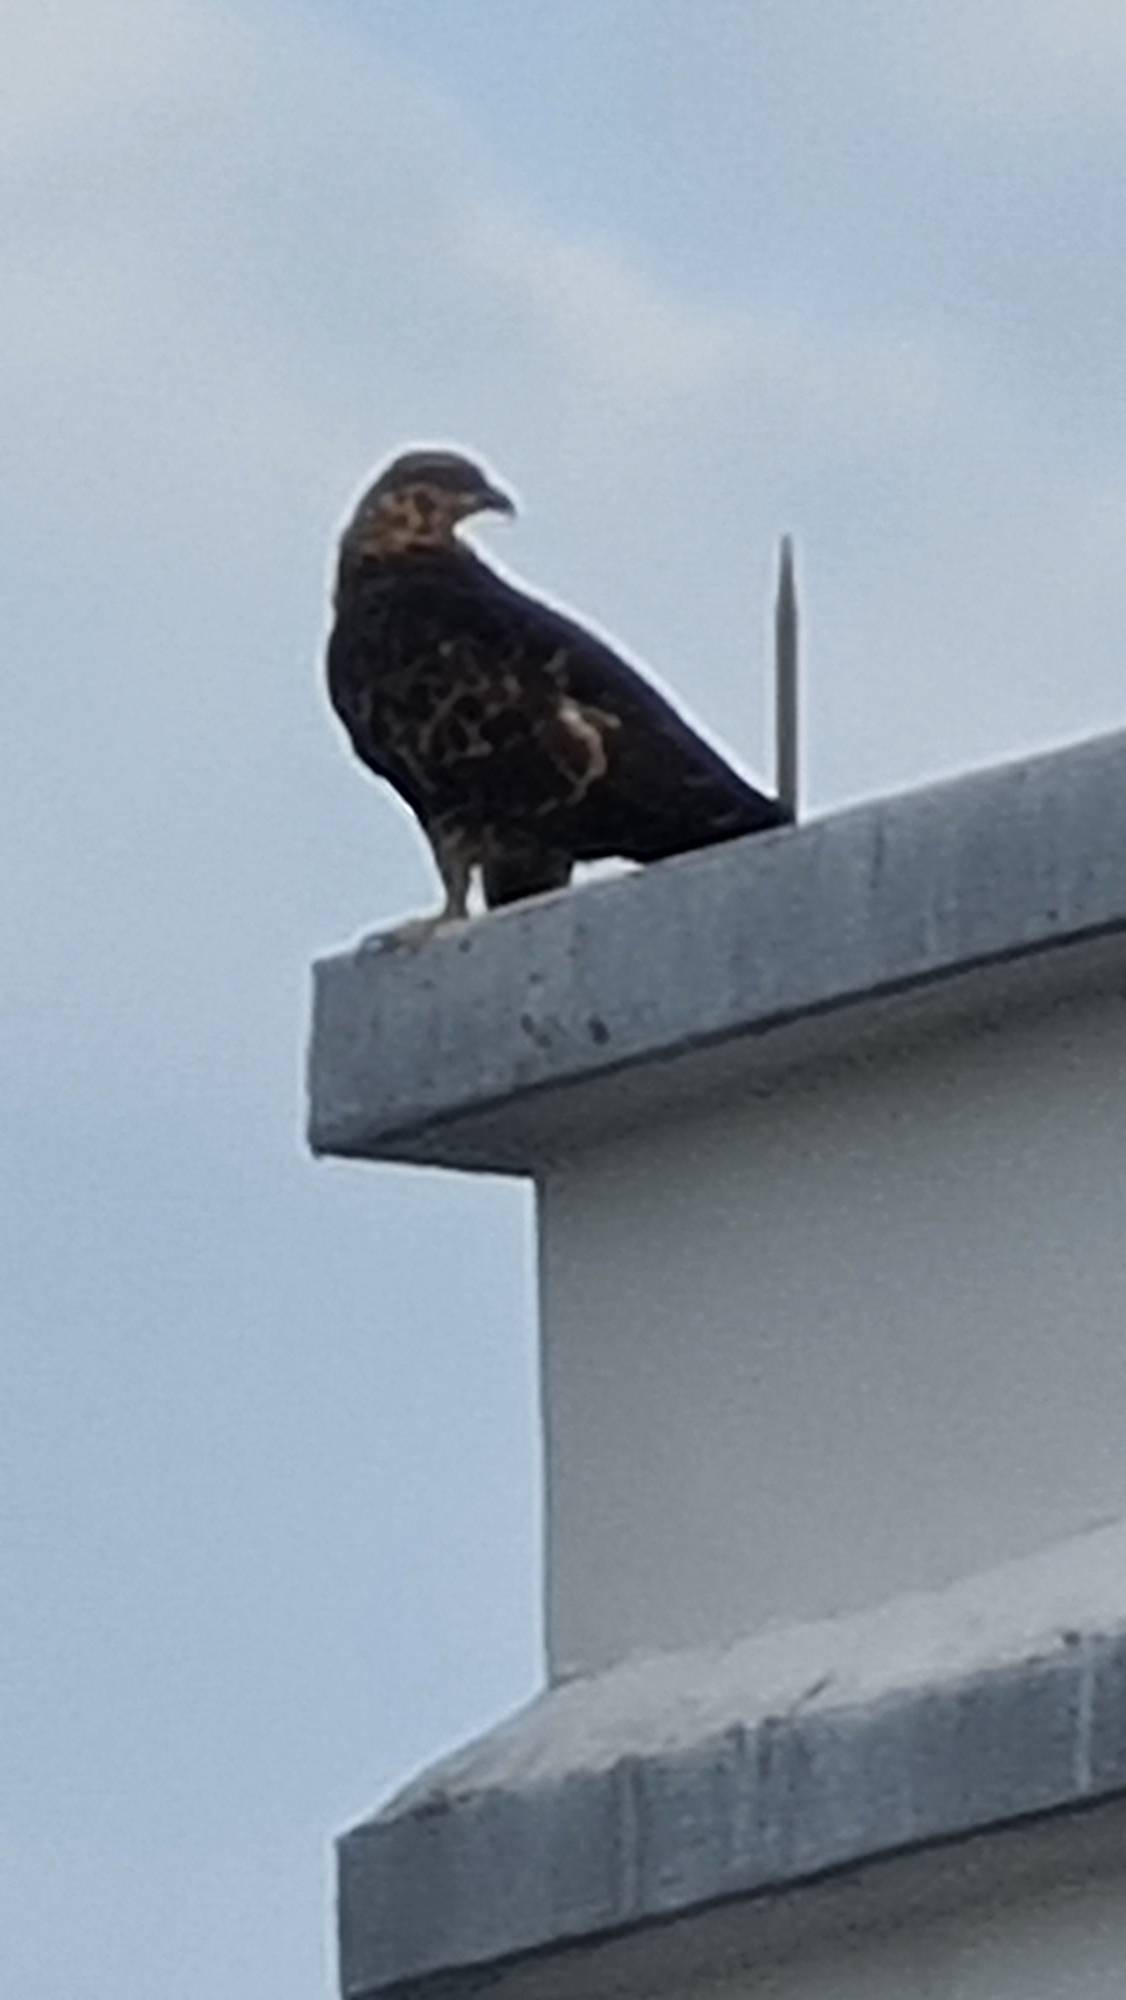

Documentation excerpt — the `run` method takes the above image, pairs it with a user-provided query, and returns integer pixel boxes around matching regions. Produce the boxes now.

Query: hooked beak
[478,482,516,517]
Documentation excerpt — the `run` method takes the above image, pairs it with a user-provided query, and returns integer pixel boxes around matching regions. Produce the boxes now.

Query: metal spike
[774,535,799,822]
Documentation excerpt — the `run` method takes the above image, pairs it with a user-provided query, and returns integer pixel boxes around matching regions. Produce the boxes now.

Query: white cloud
[455,195,962,462]
[457,200,747,399]
[0,0,226,162]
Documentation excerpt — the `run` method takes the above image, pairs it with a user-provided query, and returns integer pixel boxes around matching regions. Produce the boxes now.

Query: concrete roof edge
[308,730,1126,1170]
[337,1518,1126,1995]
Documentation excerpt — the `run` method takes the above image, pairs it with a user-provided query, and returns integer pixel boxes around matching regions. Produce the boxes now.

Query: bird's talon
[378,912,467,953]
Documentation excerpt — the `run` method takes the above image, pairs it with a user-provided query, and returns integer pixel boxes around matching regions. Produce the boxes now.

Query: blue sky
[5,2,1126,1994]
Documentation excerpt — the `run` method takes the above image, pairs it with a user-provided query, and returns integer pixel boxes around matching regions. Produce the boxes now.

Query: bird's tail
[616,781,789,862]
[570,741,790,866]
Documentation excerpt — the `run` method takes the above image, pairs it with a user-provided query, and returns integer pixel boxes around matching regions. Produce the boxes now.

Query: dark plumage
[326,448,789,929]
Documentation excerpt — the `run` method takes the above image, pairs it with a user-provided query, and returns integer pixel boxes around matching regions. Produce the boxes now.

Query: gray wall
[540,980,1126,1679]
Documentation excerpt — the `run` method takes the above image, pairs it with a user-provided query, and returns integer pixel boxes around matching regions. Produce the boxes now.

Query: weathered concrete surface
[361,1798,1126,2000]
[337,1520,1126,1997]
[309,730,1126,1172]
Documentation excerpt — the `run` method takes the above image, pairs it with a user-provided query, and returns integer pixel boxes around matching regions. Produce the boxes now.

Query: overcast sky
[5,3,1126,1994]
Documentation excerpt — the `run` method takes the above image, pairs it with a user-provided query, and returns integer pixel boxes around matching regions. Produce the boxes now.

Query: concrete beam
[308,730,1126,1172]
[337,1519,1126,1997]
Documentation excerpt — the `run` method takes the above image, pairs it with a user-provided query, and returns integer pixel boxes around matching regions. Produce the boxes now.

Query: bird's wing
[328,559,610,837]
[328,550,787,867]
[469,561,789,862]
[326,582,433,821]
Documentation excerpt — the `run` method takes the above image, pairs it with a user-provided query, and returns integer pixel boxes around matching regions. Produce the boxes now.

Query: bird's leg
[432,828,473,924]
[377,827,474,952]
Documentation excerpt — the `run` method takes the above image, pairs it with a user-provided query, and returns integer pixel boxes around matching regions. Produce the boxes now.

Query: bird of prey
[326,448,789,934]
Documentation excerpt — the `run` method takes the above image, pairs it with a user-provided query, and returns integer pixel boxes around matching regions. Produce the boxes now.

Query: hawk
[326,448,789,934]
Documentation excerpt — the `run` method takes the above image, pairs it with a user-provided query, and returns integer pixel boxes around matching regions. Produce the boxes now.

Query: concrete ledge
[338,1519,1126,1997]
[309,730,1126,1172]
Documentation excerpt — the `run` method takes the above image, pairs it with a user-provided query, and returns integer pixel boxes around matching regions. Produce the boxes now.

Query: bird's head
[343,449,516,558]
